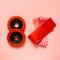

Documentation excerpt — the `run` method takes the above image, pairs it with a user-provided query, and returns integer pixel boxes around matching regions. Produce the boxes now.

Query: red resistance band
[28,18,56,44]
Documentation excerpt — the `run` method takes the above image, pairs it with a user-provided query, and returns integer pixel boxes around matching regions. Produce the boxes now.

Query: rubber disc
[7,16,26,31]
[7,29,25,47]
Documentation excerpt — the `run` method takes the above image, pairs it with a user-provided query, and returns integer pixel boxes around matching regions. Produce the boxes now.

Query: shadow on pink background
[0,0,60,60]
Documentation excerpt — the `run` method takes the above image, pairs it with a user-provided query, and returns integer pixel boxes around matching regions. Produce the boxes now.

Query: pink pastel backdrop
[0,0,60,60]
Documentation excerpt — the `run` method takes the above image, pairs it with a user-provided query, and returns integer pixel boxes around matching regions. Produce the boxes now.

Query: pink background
[0,0,60,60]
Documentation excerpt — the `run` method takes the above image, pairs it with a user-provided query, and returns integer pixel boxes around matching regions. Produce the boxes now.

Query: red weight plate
[28,18,56,44]
[7,16,26,31]
[7,29,25,47]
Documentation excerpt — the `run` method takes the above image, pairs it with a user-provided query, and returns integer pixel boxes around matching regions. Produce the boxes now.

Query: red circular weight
[7,29,25,47]
[7,16,26,31]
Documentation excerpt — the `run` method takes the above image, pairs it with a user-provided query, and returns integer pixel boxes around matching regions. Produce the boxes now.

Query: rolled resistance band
[28,18,56,44]
[33,17,48,47]
[7,16,26,47]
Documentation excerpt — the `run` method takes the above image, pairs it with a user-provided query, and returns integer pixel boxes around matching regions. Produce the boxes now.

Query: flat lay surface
[0,0,60,60]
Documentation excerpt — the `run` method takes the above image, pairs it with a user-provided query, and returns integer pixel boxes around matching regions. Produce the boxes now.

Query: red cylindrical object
[7,29,25,47]
[28,18,56,44]
[7,16,26,31]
